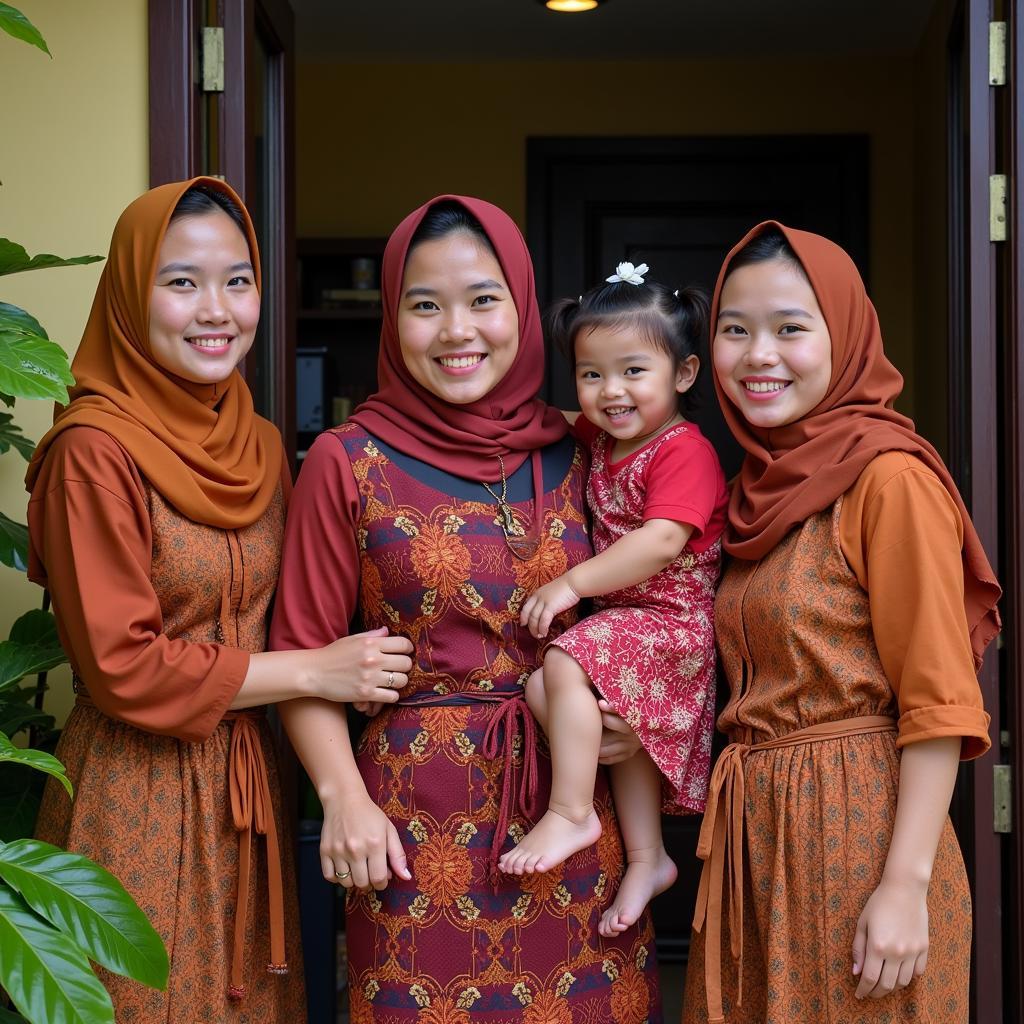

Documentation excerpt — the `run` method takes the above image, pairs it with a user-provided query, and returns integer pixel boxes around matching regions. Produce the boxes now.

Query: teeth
[439,354,483,368]
[604,406,634,416]
[744,381,788,393]
[188,338,230,349]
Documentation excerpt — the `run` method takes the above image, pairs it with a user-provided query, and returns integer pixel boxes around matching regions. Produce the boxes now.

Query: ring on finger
[335,868,351,880]
[387,671,395,687]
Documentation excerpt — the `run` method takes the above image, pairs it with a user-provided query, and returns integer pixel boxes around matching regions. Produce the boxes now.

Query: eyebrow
[404,280,506,300]
[717,307,814,320]
[156,261,253,275]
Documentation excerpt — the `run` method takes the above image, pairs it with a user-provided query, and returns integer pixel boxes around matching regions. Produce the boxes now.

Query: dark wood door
[527,135,869,961]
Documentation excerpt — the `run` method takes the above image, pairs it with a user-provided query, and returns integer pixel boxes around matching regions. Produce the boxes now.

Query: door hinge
[994,764,1012,833]
[990,174,1007,241]
[202,27,224,93]
[990,21,1007,85]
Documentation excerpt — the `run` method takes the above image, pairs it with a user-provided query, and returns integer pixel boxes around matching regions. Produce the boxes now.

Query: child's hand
[852,877,929,998]
[520,575,581,639]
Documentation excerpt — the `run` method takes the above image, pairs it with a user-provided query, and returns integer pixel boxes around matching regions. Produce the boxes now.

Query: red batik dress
[554,418,728,814]
[271,424,664,1024]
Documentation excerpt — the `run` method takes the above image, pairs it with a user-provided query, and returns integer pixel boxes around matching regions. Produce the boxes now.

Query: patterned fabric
[554,424,719,813]
[681,498,972,1024]
[338,426,663,1024]
[35,483,306,1023]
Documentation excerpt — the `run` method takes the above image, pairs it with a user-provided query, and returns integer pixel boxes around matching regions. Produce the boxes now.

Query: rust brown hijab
[713,221,1001,666]
[25,177,282,529]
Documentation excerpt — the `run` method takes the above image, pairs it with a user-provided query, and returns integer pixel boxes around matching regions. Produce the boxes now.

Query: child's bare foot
[599,845,677,937]
[499,805,602,875]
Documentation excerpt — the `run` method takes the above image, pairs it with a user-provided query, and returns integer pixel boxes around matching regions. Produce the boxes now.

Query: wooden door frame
[148,0,295,460]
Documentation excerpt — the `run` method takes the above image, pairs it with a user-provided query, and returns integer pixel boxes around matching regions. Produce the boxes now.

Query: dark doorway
[527,134,870,960]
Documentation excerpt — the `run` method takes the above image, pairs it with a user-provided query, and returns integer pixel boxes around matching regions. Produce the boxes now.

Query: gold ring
[387,671,395,687]
[335,869,351,879]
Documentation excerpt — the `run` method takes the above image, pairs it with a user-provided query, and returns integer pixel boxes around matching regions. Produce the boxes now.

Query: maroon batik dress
[278,424,663,1024]
[554,422,724,813]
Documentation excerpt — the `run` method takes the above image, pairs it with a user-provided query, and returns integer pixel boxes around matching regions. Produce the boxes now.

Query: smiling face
[575,323,698,458]
[148,209,259,385]
[713,257,832,430]
[396,231,519,405]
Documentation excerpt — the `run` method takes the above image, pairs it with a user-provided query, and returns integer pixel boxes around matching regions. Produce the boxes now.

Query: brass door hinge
[990,174,1008,241]
[994,764,1012,833]
[990,21,1007,85]
[202,27,224,93]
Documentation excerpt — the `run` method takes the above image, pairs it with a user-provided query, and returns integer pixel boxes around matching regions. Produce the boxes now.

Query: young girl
[682,223,998,1024]
[499,262,729,938]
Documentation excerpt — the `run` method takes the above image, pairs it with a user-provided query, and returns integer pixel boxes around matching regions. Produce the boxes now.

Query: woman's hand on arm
[852,736,961,998]
[230,627,413,710]
[596,699,643,764]
[279,697,411,891]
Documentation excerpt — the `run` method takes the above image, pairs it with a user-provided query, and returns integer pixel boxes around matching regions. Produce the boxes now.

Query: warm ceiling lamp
[540,0,605,11]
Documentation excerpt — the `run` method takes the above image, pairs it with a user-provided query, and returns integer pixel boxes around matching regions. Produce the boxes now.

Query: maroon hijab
[348,195,567,478]
[713,221,1001,667]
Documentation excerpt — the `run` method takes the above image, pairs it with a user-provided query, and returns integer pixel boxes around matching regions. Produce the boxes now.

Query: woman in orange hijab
[25,178,412,1021]
[680,223,1000,1024]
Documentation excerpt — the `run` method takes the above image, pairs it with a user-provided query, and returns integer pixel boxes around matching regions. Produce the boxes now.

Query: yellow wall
[295,56,917,414]
[0,0,149,721]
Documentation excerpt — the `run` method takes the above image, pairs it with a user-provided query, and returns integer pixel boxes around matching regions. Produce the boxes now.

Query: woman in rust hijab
[271,196,663,1022]
[681,222,1000,1024]
[26,178,412,1020]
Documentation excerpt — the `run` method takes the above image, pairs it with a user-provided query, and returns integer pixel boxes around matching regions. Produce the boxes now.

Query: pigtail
[546,297,583,365]
[667,285,710,415]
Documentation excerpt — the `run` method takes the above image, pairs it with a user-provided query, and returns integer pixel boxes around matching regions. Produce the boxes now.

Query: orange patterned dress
[30,426,306,1023]
[273,425,662,1024]
[682,454,990,1024]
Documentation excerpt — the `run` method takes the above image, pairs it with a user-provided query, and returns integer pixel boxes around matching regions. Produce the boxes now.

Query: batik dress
[554,420,727,814]
[30,426,306,1022]
[273,423,663,1024]
[682,452,991,1024]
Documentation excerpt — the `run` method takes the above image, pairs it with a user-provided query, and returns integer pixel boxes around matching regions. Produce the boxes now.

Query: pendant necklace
[481,455,539,560]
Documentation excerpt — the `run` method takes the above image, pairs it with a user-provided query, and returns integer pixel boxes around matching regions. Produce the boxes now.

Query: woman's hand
[520,575,581,639]
[353,701,385,717]
[320,791,412,892]
[309,626,413,705]
[852,877,929,998]
[596,699,642,764]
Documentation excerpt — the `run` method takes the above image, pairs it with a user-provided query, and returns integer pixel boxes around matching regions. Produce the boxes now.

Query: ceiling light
[540,0,605,12]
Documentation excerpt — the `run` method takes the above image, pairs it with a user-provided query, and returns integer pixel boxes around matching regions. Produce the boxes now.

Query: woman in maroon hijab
[271,197,663,1022]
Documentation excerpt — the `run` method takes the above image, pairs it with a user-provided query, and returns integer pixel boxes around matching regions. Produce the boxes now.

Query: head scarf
[25,177,282,529]
[713,220,1000,666]
[348,195,566,477]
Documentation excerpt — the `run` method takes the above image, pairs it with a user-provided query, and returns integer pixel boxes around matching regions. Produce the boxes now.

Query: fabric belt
[395,690,539,881]
[73,689,288,1001]
[692,714,898,1024]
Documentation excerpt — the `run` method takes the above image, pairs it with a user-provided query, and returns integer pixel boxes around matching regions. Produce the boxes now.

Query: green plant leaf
[0,512,28,572]
[0,303,48,341]
[0,839,169,988]
[0,703,52,738]
[0,611,66,690]
[0,735,70,797]
[0,1004,29,1022]
[0,240,101,278]
[0,329,74,403]
[0,884,114,1024]
[0,413,34,461]
[0,4,50,56]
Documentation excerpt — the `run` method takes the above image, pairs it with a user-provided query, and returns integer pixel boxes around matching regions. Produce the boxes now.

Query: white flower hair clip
[606,261,649,286]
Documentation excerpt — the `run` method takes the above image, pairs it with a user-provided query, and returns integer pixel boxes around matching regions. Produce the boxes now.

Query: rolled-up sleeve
[839,451,991,760]
[28,427,249,742]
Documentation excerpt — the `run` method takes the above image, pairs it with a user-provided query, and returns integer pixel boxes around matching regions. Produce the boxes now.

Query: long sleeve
[839,451,991,760]
[269,430,362,652]
[27,426,249,742]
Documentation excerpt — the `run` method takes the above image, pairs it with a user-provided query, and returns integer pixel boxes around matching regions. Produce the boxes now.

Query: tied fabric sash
[395,690,540,881]
[692,714,898,1024]
[73,689,287,1001]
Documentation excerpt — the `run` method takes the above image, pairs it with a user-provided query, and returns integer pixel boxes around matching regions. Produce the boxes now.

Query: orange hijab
[25,177,282,529]
[713,221,1001,667]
